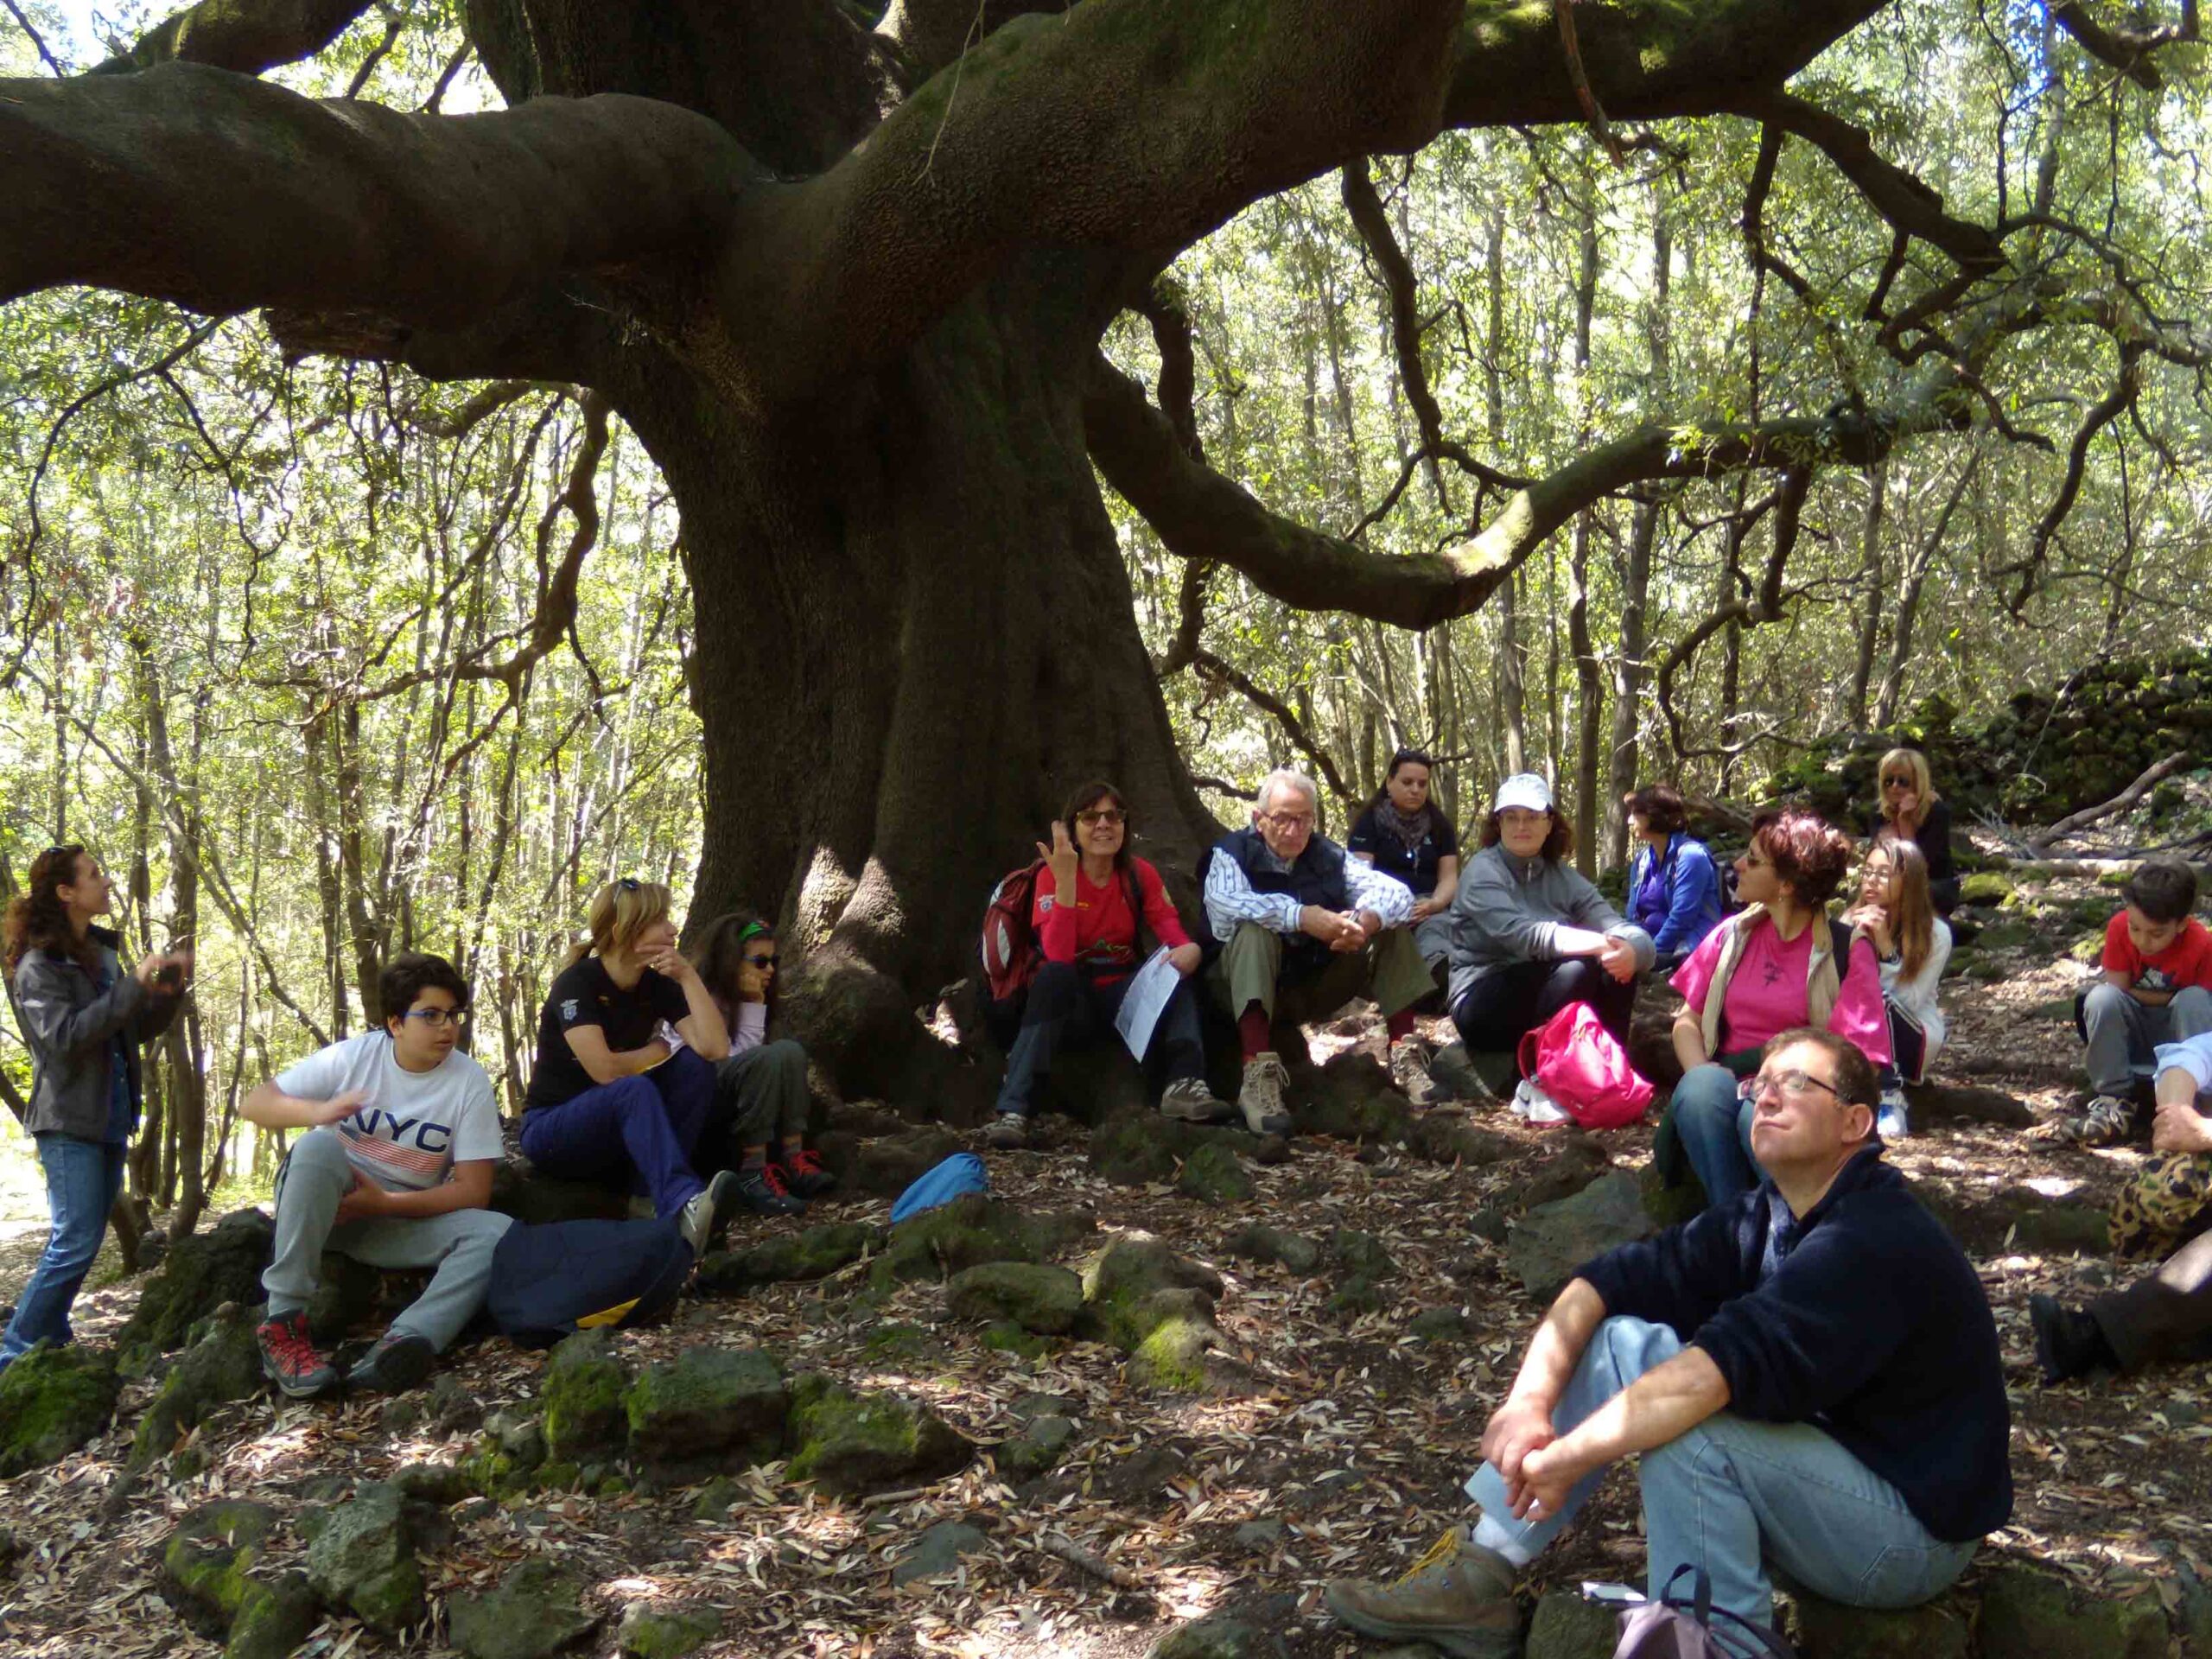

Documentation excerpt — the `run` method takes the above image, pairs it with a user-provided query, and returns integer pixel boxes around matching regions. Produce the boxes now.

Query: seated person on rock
[2034,1029,2212,1382]
[248,952,512,1399]
[1841,838,1950,1139]
[1866,747,1961,916]
[1348,747,1461,982]
[1325,1028,2010,1658]
[1662,809,1891,1211]
[1199,767,1433,1133]
[1625,784,1724,975]
[518,879,748,1243]
[1446,772,1653,1075]
[986,781,1231,1149]
[2044,856,2212,1147]
[690,909,836,1206]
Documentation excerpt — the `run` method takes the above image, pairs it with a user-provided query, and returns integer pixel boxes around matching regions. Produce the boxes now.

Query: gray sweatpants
[715,1039,810,1148]
[261,1127,512,1352]
[2082,982,2212,1096]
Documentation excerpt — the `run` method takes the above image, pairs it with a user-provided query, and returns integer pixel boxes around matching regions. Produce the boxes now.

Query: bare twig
[1555,0,1625,166]
[1033,1531,1141,1588]
[2,0,67,74]
[2029,750,2192,851]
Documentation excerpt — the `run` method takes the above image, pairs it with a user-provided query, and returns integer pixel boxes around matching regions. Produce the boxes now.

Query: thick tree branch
[2,64,753,328]
[92,0,375,77]
[3,0,67,74]
[2048,0,2199,91]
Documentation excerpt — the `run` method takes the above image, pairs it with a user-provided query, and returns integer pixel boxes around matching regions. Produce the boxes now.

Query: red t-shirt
[2101,912,2212,996]
[1033,856,1191,981]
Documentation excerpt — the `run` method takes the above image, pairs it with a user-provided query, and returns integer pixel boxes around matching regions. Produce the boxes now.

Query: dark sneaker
[1159,1077,1236,1123]
[2041,1094,2139,1147]
[346,1331,434,1394]
[985,1112,1030,1149]
[257,1311,341,1400]
[1324,1524,1522,1658]
[731,1165,805,1217]
[779,1147,837,1198]
[2031,1293,2116,1384]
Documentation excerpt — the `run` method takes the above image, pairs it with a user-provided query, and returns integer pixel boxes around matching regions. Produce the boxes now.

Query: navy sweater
[1578,1148,2012,1542]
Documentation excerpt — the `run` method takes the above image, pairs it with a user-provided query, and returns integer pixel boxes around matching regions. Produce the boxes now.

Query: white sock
[1471,1510,1535,1567]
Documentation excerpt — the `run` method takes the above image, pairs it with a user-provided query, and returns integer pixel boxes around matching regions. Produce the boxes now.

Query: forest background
[3,0,2210,1243]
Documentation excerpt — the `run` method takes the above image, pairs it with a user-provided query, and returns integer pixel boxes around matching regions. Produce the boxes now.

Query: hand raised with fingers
[1035,819,1080,898]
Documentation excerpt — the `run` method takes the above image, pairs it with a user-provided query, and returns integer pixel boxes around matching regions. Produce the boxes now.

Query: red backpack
[980,859,1049,1004]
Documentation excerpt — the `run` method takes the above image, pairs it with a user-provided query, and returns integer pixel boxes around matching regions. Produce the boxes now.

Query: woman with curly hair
[1659,809,1891,1210]
[1,845,190,1372]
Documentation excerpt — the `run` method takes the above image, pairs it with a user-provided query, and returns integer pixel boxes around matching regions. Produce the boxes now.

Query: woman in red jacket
[987,782,1234,1147]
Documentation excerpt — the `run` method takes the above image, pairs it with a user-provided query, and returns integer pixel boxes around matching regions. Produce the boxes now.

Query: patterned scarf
[1378,802,1432,851]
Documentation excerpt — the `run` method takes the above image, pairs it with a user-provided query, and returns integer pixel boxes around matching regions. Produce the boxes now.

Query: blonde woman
[519,880,765,1258]
[1868,747,1960,914]
[1845,840,1952,1139]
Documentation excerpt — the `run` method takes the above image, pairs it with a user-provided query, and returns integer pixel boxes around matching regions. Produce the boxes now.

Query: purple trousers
[519,1047,717,1217]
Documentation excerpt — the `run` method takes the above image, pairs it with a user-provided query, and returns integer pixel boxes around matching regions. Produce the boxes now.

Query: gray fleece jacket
[1446,843,1655,1006]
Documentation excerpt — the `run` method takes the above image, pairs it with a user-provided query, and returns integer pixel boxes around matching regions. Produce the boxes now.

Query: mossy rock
[617,1599,720,1659]
[1408,1306,1472,1342]
[448,1558,596,1659]
[695,1222,874,1294]
[1078,1234,1223,1351]
[303,1481,423,1632]
[1790,1588,1969,1659]
[1289,1050,1414,1143]
[946,1261,1084,1333]
[1126,1300,1224,1392]
[1220,1223,1321,1274]
[1957,871,2016,907]
[305,1251,385,1344]
[980,1321,1051,1358]
[541,1328,629,1462]
[623,1346,788,1482]
[1523,1586,1612,1658]
[1407,1108,1519,1167]
[1152,1612,1263,1658]
[1325,1274,1388,1324]
[860,1322,934,1362]
[994,1414,1077,1481]
[1330,1229,1398,1281]
[691,1476,744,1521]
[1973,1562,2168,1659]
[869,1192,1037,1289]
[115,1208,275,1367]
[1089,1109,1267,1188]
[783,1375,973,1497]
[162,1499,281,1630]
[1175,1142,1254,1204]
[133,1303,264,1469]
[0,1342,120,1475]
[225,1570,320,1659]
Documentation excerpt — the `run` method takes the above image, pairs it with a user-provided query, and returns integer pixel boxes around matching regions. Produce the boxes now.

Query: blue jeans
[1465,1317,1978,1644]
[0,1135,127,1370]
[519,1047,717,1218]
[1669,1058,1760,1211]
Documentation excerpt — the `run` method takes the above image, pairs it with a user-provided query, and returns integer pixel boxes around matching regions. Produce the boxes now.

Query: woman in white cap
[1445,773,1654,1065]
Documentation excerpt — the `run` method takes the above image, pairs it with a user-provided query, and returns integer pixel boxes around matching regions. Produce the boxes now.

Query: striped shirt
[1203,834,1414,941]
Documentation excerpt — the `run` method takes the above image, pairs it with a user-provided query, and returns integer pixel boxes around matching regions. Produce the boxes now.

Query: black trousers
[992,960,1204,1115]
[1449,957,1637,1061]
[2093,1224,2212,1372]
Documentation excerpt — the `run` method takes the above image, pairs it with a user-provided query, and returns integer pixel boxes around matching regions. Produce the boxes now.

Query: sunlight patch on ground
[2021,1174,2083,1198]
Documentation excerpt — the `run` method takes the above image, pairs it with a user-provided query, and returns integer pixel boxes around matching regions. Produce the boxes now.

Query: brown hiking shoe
[2036,1094,2139,1147]
[1160,1077,1236,1123]
[1237,1052,1293,1136]
[1325,1524,1522,1659]
[1390,1037,1450,1108]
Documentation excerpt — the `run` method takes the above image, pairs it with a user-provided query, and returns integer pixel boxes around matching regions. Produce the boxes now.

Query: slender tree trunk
[1566,198,1602,874]
[1484,203,1527,777]
[302,708,352,1038]
[1605,207,1669,868]
[1847,460,1889,728]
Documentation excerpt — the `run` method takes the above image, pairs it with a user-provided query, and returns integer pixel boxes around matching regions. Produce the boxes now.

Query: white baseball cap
[1493,772,1554,815]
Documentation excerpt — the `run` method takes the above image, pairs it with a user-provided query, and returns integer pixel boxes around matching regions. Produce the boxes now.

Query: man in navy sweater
[1327,1027,2011,1657]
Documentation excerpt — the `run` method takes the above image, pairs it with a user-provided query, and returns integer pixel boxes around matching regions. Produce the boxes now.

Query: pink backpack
[1516,1001,1655,1130]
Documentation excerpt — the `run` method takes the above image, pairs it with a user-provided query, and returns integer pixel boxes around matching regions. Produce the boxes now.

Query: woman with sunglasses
[1,844,190,1373]
[1347,747,1461,977]
[1867,747,1960,915]
[1659,809,1891,1211]
[690,911,835,1205]
[986,781,1230,1148]
[519,880,765,1242]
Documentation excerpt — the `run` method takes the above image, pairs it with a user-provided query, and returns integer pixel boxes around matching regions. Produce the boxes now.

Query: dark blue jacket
[1627,836,1724,956]
[1197,827,1352,974]
[1578,1148,2012,1543]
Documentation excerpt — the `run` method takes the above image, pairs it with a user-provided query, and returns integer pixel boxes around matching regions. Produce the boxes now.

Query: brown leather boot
[1324,1524,1522,1659]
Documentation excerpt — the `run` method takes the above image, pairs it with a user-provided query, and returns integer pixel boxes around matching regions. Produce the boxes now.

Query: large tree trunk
[617,280,1221,1096]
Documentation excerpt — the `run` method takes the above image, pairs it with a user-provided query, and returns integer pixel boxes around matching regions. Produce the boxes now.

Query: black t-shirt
[524,957,690,1111]
[1346,805,1459,899]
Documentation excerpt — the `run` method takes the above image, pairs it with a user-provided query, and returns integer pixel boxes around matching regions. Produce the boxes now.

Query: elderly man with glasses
[1326,1027,2011,1657]
[1197,767,1433,1133]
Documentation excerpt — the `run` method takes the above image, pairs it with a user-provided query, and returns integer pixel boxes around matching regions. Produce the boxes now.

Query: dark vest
[1198,828,1352,967]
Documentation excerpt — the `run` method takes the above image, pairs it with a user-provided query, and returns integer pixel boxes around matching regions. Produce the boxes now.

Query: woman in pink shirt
[1658,809,1891,1209]
[987,782,1233,1147]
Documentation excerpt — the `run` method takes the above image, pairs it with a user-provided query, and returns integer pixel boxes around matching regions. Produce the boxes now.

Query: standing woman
[1869,747,1961,915]
[1347,748,1461,979]
[1,846,190,1371]
[520,880,759,1251]
[1843,838,1951,1138]
[690,911,836,1203]
[1624,784,1724,973]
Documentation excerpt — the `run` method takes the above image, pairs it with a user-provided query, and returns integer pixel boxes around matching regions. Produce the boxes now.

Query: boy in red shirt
[2049,858,2212,1146]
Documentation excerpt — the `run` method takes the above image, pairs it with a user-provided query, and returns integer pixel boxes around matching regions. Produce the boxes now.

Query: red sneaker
[256,1310,340,1400]
[780,1147,837,1199]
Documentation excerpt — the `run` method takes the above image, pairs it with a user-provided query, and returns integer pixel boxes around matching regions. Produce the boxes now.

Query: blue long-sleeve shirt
[1577,1148,2012,1544]
[1627,835,1724,956]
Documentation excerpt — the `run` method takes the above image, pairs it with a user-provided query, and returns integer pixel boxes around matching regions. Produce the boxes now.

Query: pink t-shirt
[1670,917,1892,1065]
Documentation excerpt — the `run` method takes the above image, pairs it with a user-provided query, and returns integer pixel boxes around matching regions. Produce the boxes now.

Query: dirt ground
[1,869,2208,1658]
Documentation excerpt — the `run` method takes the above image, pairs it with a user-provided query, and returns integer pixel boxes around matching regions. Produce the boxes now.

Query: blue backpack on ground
[486,1215,693,1348]
[890,1154,988,1223]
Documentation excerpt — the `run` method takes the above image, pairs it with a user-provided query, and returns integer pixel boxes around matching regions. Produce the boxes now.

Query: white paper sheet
[1112,946,1181,1062]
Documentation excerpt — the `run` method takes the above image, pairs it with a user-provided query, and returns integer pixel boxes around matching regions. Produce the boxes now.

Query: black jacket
[12,925,181,1141]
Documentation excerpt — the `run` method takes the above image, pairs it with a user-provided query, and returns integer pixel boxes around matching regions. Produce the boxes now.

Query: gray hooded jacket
[12,925,180,1141]
[1446,843,1655,1006]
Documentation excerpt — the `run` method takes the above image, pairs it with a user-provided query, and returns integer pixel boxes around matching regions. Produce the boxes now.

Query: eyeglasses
[1880,777,1913,790]
[1260,811,1314,831]
[404,1007,469,1029]
[742,955,776,970]
[617,877,641,893]
[1738,1069,1843,1105]
[1075,809,1126,827]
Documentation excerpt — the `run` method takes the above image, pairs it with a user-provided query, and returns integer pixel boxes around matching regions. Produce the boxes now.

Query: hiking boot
[779,1147,837,1198]
[346,1330,434,1394]
[1877,1086,1910,1141]
[2031,1293,2116,1384]
[1238,1052,1293,1137]
[729,1165,805,1218]
[1390,1038,1449,1108]
[1324,1524,1522,1659]
[257,1310,341,1401]
[1160,1077,1236,1123]
[985,1111,1030,1149]
[678,1169,744,1259]
[2042,1094,2139,1147]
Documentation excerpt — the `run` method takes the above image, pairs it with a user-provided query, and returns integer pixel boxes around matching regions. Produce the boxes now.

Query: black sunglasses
[617,877,641,892]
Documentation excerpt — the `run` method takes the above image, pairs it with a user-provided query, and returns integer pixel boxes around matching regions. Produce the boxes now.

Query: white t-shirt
[275,1032,503,1193]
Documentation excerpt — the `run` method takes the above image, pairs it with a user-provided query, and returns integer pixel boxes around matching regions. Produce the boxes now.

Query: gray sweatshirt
[1446,843,1656,1005]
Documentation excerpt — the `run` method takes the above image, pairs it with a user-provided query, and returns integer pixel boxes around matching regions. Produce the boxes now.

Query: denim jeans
[0,1134,127,1370]
[1465,1317,1978,1646]
[518,1046,717,1217]
[1668,1057,1761,1211]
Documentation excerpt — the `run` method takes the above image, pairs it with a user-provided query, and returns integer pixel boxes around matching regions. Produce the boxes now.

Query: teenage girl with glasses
[690,911,836,1207]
